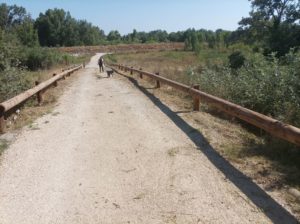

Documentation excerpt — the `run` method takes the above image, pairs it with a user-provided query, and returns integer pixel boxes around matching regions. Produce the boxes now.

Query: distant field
[104,49,231,84]
[58,42,185,54]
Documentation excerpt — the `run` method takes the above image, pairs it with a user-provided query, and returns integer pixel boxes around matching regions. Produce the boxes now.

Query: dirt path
[0,54,286,223]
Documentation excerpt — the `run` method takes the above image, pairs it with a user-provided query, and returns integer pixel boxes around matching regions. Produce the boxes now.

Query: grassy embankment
[0,50,91,133]
[105,49,300,216]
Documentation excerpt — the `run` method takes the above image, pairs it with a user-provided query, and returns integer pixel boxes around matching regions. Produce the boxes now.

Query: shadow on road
[119,72,298,224]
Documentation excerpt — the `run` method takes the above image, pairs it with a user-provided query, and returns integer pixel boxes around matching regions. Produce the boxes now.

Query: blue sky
[2,0,251,35]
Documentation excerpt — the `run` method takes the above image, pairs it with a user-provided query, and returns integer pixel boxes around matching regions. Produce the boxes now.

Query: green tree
[35,8,67,46]
[130,29,138,42]
[15,17,39,47]
[0,3,27,30]
[107,30,121,41]
[239,0,300,56]
[35,8,105,46]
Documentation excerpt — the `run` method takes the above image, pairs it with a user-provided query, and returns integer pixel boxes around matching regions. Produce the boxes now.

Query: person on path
[98,57,104,72]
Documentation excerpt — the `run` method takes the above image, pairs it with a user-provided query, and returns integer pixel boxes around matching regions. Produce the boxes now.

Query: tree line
[1,0,300,67]
[1,1,300,55]
[0,3,233,48]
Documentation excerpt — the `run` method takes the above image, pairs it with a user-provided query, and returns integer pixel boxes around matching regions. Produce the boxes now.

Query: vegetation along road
[0,54,297,223]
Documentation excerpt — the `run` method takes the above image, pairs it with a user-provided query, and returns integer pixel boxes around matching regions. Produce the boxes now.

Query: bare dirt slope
[0,54,294,223]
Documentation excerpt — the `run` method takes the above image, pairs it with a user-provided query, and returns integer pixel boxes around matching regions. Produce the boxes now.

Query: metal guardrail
[0,64,83,133]
[109,63,300,146]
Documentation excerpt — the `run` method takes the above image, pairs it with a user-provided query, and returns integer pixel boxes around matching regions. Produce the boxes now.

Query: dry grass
[58,43,184,54]
[4,67,82,132]
[106,51,198,85]
[108,50,300,220]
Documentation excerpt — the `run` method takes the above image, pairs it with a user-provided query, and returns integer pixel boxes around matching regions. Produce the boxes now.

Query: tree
[35,8,105,46]
[35,8,67,46]
[0,4,38,47]
[130,29,138,42]
[0,3,27,30]
[107,30,121,41]
[15,17,39,47]
[239,0,300,56]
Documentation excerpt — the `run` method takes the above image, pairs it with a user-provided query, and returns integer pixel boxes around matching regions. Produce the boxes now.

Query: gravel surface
[0,54,275,223]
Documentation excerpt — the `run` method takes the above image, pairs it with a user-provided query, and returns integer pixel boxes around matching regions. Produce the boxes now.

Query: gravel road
[0,54,277,223]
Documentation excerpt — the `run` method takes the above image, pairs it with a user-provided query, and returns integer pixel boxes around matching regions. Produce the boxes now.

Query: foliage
[193,51,300,127]
[104,54,117,63]
[239,0,300,56]
[35,8,105,47]
[228,51,246,69]
[20,47,76,71]
[0,3,38,47]
[0,4,88,102]
[0,67,30,102]
[0,3,27,30]
[107,30,121,42]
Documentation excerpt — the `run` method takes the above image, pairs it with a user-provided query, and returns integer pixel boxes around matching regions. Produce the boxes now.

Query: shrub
[193,51,300,127]
[20,47,76,71]
[228,51,245,69]
[0,67,30,102]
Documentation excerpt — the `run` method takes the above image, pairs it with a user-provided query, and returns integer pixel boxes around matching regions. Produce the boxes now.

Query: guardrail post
[156,72,161,88]
[35,81,43,105]
[130,67,133,75]
[53,73,58,87]
[139,68,143,79]
[0,110,5,134]
[193,85,200,111]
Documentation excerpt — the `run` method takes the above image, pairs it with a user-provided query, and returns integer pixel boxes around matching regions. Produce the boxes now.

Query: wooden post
[53,73,58,87]
[156,72,161,88]
[0,110,5,134]
[139,68,143,79]
[193,85,200,111]
[130,67,133,75]
[35,81,43,105]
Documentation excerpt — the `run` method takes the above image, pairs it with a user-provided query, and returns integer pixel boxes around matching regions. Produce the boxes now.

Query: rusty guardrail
[0,64,83,133]
[109,63,300,146]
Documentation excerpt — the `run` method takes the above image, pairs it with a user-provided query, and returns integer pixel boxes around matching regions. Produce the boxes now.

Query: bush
[193,51,300,127]
[228,51,245,69]
[20,47,76,71]
[0,67,30,102]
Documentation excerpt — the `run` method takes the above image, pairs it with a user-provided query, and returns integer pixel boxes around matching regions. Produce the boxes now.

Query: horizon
[2,0,252,35]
